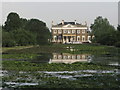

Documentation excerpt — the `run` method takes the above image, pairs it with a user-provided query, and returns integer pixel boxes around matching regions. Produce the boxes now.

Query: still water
[2,51,120,88]
[30,52,120,66]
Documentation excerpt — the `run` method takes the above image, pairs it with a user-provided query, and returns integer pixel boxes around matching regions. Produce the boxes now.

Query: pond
[2,45,120,89]
[30,52,120,66]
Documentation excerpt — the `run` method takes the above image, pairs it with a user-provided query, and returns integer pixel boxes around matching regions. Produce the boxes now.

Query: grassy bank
[2,44,119,60]
[2,44,118,54]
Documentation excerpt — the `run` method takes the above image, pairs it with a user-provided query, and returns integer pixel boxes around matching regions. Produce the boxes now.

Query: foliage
[2,29,36,47]
[2,31,16,47]
[11,29,37,46]
[2,12,51,47]
[115,25,120,47]
[90,16,117,46]
[3,12,21,32]
[25,19,51,45]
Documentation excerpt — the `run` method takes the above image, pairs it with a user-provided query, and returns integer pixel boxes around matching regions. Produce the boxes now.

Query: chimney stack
[62,20,64,25]
[85,21,87,26]
[52,21,54,26]
[75,20,76,24]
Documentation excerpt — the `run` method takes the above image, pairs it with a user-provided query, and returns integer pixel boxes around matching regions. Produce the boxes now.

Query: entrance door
[68,36,71,42]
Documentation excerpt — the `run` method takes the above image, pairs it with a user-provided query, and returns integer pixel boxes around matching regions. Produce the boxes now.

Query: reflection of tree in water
[31,53,52,63]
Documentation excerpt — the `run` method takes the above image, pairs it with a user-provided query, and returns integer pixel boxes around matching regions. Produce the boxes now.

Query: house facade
[51,20,91,44]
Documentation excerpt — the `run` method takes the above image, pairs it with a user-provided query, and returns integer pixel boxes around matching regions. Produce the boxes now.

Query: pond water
[2,48,120,88]
[30,52,120,66]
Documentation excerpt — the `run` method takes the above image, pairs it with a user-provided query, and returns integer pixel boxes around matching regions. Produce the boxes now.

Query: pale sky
[1,1,119,29]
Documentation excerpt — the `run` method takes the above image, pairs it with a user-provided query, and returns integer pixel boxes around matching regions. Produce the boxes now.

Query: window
[72,30,75,33]
[54,30,57,34]
[58,55,62,59]
[88,36,91,41]
[82,55,85,59]
[63,55,68,59]
[68,30,71,34]
[68,55,71,59]
[58,29,62,34]
[54,36,57,41]
[77,55,80,59]
[54,55,57,59]
[77,30,80,34]
[82,30,85,33]
[82,36,85,41]
[72,55,75,59]
[77,36,80,41]
[64,30,67,34]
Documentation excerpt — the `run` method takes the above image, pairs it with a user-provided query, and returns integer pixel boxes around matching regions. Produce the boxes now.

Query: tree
[2,12,52,47]
[115,25,120,47]
[90,16,117,45]
[117,24,120,31]
[3,12,21,31]
[11,29,37,46]
[20,18,28,29]
[25,19,51,45]
[2,31,16,47]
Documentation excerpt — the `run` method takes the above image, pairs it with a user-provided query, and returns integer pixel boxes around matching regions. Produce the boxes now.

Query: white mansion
[51,20,92,44]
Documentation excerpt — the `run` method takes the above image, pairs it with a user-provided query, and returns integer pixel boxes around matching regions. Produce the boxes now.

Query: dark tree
[25,19,51,45]
[11,29,37,46]
[117,24,120,31]
[20,18,28,29]
[3,12,21,31]
[2,12,52,47]
[115,25,120,47]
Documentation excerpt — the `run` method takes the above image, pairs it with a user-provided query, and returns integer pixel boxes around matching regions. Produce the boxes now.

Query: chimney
[85,21,87,26]
[62,20,64,25]
[75,20,76,24]
[52,21,54,26]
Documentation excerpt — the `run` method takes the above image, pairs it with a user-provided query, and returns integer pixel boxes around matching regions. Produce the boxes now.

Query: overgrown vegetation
[2,60,116,71]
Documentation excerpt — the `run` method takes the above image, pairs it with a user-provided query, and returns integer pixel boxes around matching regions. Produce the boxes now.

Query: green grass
[2,44,118,55]
[2,53,37,59]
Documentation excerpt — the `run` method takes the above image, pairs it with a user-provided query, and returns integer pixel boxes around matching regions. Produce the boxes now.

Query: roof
[52,21,87,27]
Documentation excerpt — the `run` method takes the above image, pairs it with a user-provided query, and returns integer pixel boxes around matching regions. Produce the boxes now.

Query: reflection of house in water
[49,53,91,64]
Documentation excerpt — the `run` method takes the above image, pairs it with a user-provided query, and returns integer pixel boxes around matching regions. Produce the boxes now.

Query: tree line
[1,12,120,47]
[2,12,51,47]
[90,16,120,47]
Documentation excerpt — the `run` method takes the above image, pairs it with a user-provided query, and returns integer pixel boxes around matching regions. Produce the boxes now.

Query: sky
[1,1,119,29]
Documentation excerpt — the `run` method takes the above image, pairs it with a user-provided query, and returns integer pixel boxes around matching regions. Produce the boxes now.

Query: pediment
[63,24,75,28]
